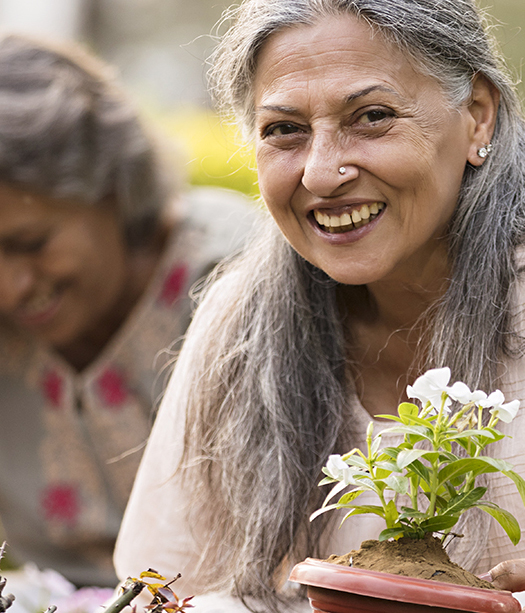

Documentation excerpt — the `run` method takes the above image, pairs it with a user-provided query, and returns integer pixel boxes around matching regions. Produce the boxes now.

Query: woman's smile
[254,14,480,287]
[311,202,385,233]
[12,284,66,327]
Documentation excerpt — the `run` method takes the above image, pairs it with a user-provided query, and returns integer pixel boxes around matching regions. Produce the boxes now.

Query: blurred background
[0,0,523,197]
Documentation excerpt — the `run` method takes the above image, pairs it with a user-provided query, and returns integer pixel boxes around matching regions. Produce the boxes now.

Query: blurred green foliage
[152,107,259,196]
[479,0,525,98]
[148,0,525,194]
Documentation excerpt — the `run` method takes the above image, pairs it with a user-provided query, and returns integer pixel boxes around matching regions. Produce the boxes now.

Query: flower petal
[490,399,520,423]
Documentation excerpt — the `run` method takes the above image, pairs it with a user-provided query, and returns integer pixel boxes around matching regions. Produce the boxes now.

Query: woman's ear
[466,74,500,167]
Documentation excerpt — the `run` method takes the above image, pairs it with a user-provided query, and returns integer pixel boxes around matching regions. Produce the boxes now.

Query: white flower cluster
[407,367,520,423]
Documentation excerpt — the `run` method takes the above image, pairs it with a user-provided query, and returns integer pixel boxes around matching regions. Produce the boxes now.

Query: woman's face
[0,183,131,351]
[254,14,483,287]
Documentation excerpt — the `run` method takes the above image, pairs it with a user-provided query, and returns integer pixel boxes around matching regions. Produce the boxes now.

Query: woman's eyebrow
[255,104,298,114]
[256,85,402,115]
[344,84,401,103]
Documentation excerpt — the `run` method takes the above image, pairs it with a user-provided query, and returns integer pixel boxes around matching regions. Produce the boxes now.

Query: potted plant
[289,367,525,613]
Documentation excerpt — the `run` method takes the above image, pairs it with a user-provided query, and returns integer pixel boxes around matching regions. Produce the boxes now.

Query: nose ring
[338,166,346,175]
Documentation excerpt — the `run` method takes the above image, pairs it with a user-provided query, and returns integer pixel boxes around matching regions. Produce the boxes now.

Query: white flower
[479,390,520,423]
[446,381,487,405]
[406,367,452,411]
[324,454,357,485]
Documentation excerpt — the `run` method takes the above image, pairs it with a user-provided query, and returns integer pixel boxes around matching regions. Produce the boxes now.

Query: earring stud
[477,143,493,159]
[338,166,346,175]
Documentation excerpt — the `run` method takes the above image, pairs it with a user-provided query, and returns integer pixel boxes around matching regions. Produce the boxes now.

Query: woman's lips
[313,202,385,233]
[13,289,64,328]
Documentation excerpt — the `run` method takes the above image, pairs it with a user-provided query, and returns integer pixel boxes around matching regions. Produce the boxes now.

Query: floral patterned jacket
[0,187,257,587]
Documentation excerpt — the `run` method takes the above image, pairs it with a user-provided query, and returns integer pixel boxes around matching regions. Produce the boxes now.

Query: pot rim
[289,559,521,613]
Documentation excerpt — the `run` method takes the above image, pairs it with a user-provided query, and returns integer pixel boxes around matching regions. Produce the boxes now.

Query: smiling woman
[114,0,525,612]
[0,34,256,588]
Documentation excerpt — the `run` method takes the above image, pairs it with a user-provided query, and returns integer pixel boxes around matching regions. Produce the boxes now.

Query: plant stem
[104,581,145,613]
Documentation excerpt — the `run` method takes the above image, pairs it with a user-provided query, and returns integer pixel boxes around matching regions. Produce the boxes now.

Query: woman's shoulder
[174,186,260,259]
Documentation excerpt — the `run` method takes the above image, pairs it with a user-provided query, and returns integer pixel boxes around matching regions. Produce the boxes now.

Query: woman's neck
[342,254,451,417]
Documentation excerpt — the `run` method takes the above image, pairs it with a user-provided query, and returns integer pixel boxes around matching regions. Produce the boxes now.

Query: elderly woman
[0,34,256,588]
[114,0,525,610]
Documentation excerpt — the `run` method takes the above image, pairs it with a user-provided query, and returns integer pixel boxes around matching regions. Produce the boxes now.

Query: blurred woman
[0,34,256,587]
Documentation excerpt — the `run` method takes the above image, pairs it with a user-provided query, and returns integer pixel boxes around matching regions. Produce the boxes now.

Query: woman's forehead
[254,14,436,111]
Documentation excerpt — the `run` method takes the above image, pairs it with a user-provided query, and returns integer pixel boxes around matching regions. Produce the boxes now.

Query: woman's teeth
[313,202,384,233]
[19,290,59,317]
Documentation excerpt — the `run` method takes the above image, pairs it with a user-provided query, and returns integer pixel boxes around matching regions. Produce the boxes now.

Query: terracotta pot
[289,558,522,613]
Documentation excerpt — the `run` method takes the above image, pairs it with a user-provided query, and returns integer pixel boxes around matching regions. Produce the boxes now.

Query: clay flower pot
[289,558,522,613]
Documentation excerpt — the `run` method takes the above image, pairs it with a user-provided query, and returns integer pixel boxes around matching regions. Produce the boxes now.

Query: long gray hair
[0,34,173,246]
[182,0,525,610]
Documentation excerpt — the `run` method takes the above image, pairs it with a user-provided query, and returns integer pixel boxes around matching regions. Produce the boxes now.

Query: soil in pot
[324,534,494,589]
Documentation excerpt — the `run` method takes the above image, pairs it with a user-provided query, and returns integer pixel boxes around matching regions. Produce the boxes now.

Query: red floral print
[158,264,188,306]
[41,370,63,408]
[41,484,80,525]
[96,367,128,408]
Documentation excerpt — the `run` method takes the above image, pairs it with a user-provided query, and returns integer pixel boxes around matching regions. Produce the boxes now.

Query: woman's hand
[480,559,525,592]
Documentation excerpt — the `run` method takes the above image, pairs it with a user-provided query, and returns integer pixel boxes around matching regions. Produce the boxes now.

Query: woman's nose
[301,132,359,197]
[0,256,35,311]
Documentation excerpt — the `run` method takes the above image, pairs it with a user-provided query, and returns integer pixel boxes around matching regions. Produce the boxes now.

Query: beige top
[114,251,525,611]
[0,187,258,588]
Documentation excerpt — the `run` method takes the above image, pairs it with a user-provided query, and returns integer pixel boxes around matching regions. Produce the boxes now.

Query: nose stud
[338,166,346,175]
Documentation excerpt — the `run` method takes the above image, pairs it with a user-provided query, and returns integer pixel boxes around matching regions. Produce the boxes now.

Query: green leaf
[420,451,440,464]
[445,429,494,441]
[407,459,431,485]
[397,449,427,469]
[378,527,405,541]
[442,487,486,515]
[354,476,383,495]
[338,489,365,505]
[385,499,399,526]
[374,414,403,423]
[318,476,336,486]
[374,468,393,480]
[397,403,421,425]
[439,451,459,463]
[475,502,521,545]
[384,474,410,495]
[344,455,369,470]
[380,425,433,440]
[503,470,525,509]
[340,505,386,525]
[399,414,438,428]
[375,460,400,473]
[382,447,401,460]
[422,492,449,510]
[437,458,503,485]
[434,493,451,510]
[485,427,505,443]
[443,481,459,499]
[420,514,459,533]
[371,435,383,456]
[399,507,427,520]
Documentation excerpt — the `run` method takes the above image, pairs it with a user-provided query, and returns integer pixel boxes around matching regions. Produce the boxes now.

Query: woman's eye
[5,236,48,254]
[356,109,393,125]
[264,122,301,137]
